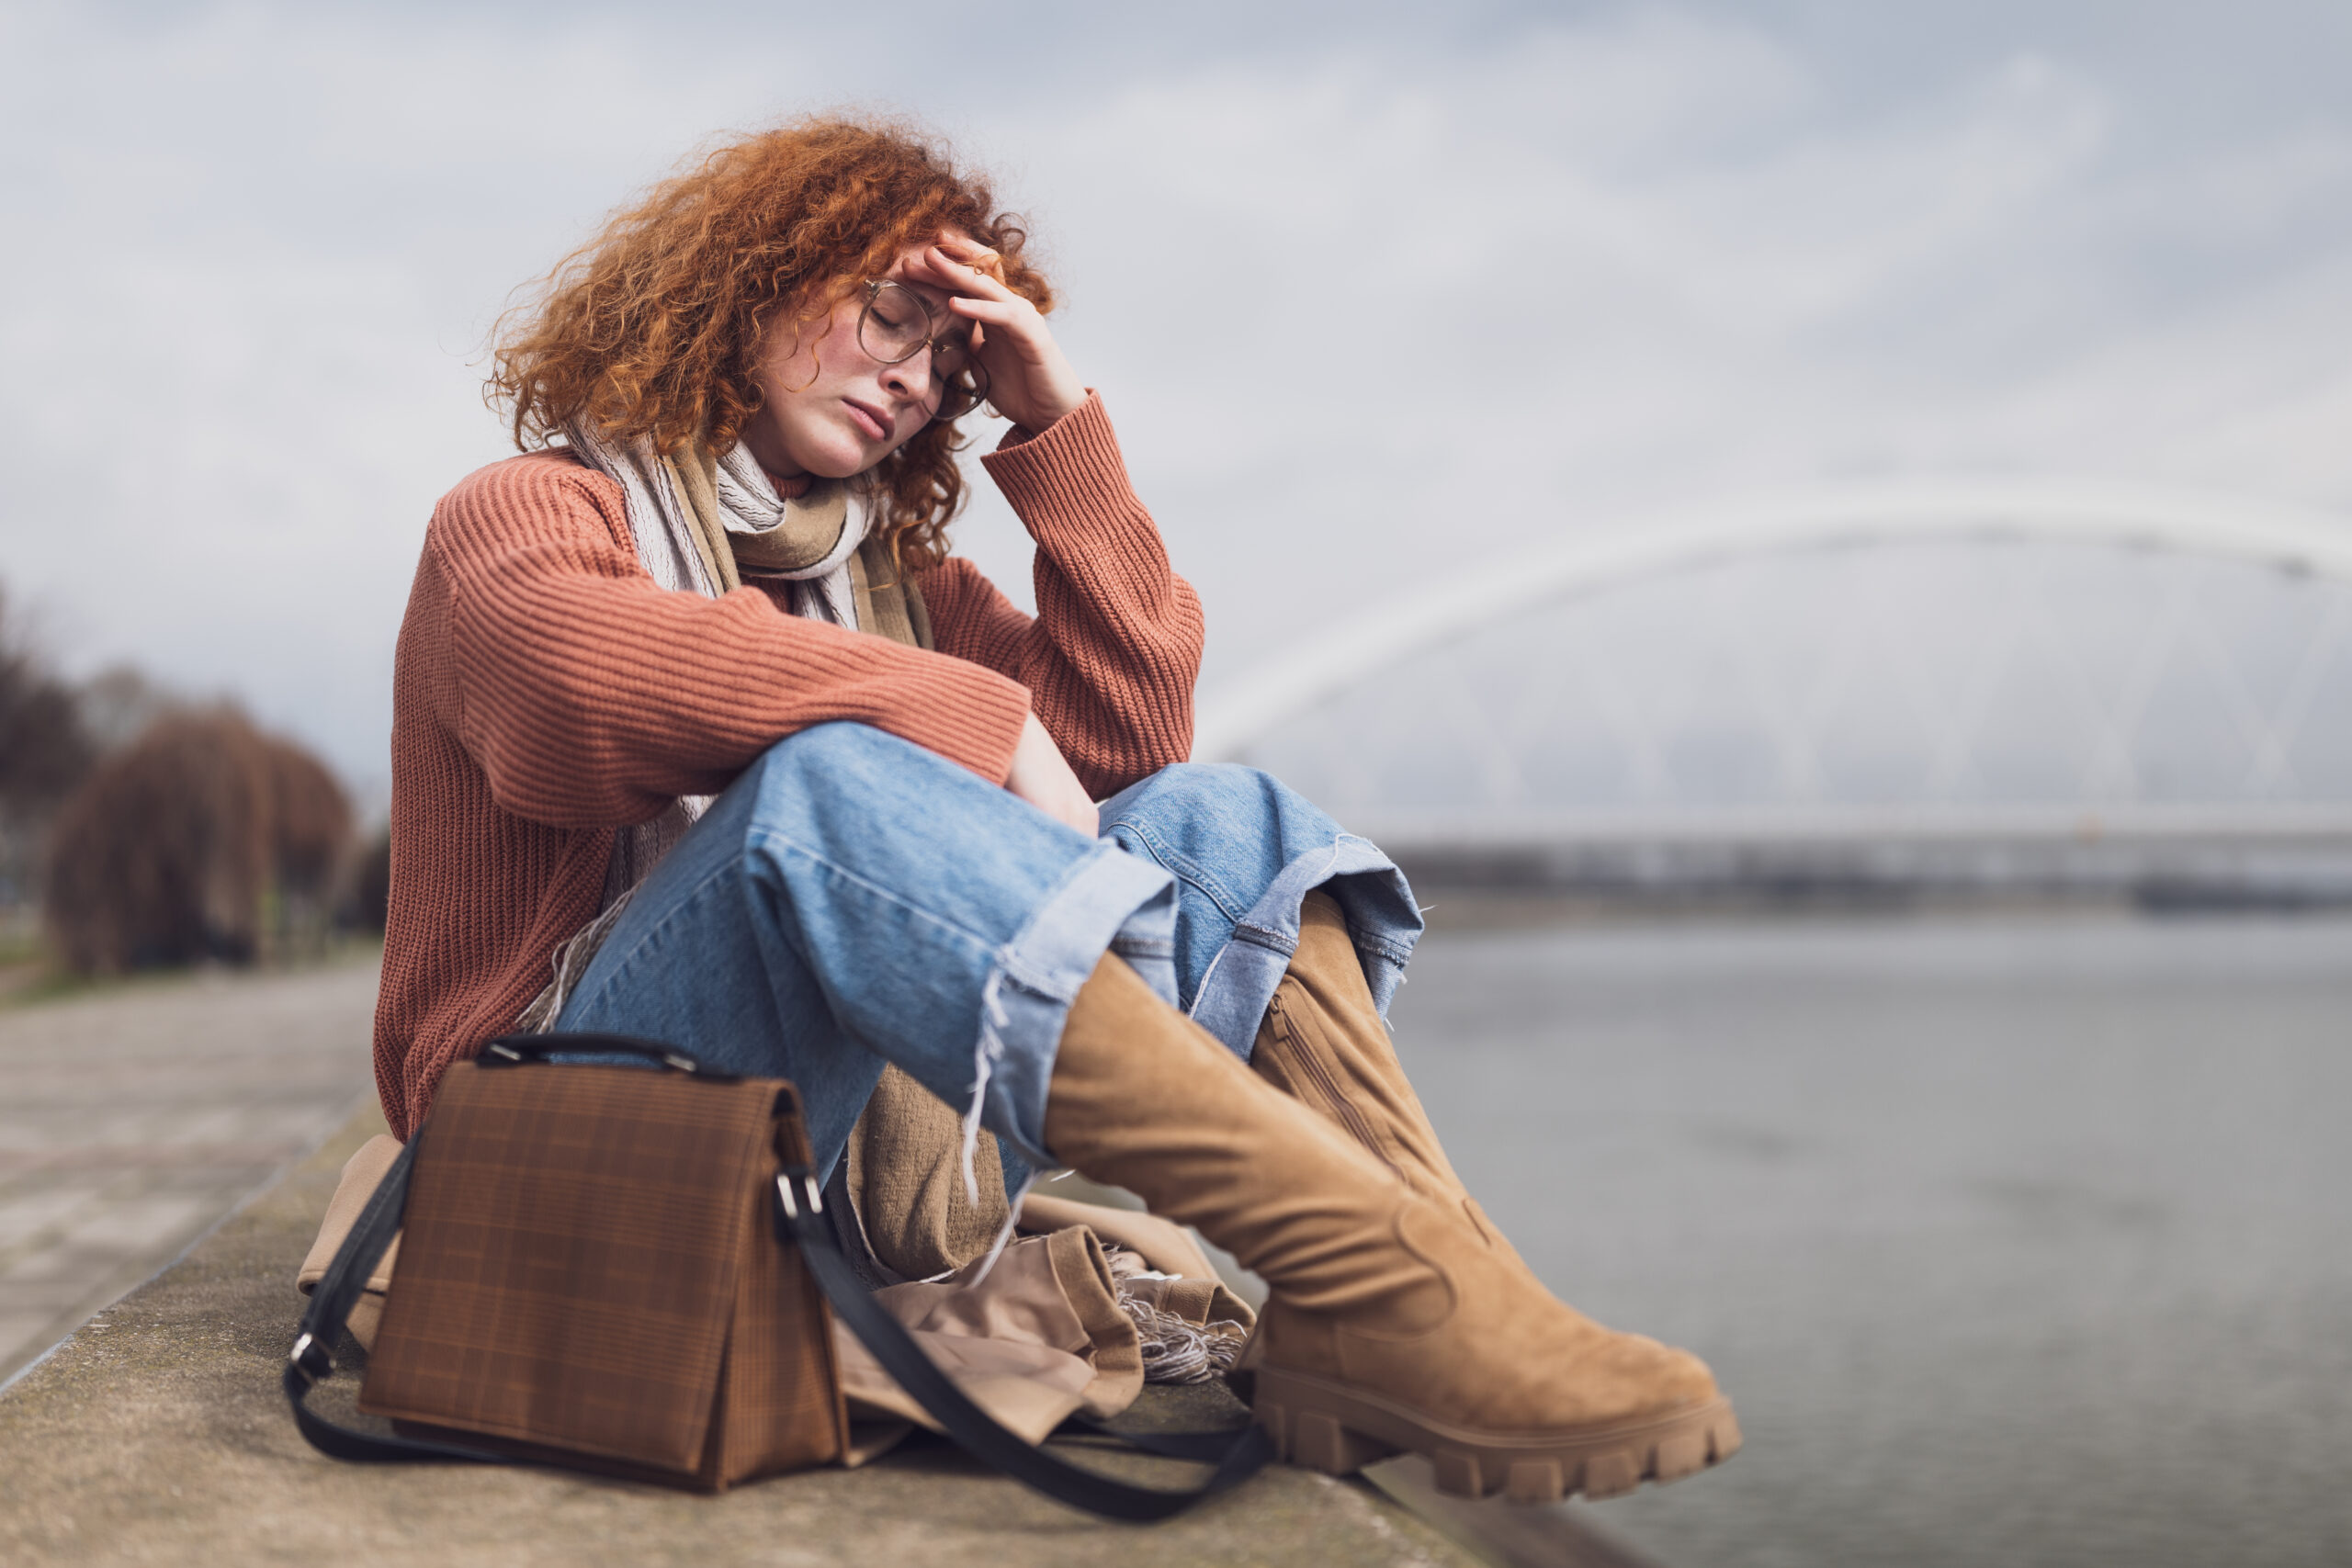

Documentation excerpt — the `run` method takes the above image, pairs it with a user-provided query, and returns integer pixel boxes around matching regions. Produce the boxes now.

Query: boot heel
[1264,1402,1396,1475]
[1301,1409,1397,1473]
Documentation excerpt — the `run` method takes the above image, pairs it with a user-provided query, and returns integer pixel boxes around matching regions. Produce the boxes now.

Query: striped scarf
[561,420,866,618]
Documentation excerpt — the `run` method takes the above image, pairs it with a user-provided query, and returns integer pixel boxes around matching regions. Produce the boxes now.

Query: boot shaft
[1043,953,1442,1318]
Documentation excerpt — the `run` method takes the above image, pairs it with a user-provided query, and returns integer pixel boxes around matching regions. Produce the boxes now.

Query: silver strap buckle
[775,1172,824,1221]
[288,1331,334,1386]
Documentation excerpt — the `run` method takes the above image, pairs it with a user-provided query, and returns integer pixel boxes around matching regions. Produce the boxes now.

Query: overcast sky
[4,0,2349,795]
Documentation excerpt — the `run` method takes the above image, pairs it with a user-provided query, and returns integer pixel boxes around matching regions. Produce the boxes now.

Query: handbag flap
[358,1060,789,1475]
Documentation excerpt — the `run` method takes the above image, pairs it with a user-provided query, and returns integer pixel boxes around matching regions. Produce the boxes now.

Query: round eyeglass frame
[856,280,989,424]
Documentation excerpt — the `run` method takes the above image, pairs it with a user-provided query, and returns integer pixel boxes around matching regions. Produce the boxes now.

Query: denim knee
[666,724,908,879]
[1104,761,1290,824]
[1100,764,1320,919]
[731,722,989,844]
[745,720,915,795]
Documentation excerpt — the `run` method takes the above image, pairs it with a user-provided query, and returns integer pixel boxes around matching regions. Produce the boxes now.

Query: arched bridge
[1193,479,2352,903]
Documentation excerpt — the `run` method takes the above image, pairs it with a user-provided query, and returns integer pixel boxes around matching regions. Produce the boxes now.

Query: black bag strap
[1058,1413,1257,1463]
[772,1165,1271,1520]
[282,1138,503,1466]
[283,1100,1271,1517]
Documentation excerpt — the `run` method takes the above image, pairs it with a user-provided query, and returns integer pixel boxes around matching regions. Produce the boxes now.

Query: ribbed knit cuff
[987,389,1101,456]
[902,655,1033,784]
[979,392,1138,550]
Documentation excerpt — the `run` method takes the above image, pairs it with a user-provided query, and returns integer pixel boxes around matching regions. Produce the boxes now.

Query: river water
[1384,910,2352,1568]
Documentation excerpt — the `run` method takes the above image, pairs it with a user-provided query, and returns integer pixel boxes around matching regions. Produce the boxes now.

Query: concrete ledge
[0,1108,1477,1567]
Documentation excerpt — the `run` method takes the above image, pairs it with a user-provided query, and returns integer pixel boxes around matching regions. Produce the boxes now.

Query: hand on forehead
[888,231,1001,301]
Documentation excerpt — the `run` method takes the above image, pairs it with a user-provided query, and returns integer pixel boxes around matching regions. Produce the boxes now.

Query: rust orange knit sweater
[375,394,1203,1138]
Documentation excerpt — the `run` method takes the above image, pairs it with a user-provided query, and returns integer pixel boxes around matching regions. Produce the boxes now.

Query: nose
[879,347,938,412]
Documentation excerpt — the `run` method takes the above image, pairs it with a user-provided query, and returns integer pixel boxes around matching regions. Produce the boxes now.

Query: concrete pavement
[0,957,380,1388]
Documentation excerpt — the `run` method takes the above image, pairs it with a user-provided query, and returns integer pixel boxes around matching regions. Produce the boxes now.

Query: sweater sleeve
[920,393,1204,797]
[427,454,1033,827]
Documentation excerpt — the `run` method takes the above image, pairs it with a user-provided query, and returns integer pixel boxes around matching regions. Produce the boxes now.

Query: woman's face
[741,241,970,482]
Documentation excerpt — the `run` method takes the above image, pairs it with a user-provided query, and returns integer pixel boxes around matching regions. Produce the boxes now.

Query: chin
[786,434,882,481]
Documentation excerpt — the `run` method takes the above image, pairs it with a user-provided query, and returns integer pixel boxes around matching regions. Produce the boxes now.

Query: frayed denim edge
[1187,834,1421,1055]
[962,841,1177,1176]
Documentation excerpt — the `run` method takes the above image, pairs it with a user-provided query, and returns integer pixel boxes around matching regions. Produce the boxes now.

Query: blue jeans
[552,722,1422,1189]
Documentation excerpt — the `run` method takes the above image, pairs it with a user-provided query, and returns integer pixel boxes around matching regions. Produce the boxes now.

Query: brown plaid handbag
[285,1034,1268,1518]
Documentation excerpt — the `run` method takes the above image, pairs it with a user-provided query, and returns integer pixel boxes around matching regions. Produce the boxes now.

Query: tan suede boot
[1253,891,1519,1260]
[1046,954,1740,1502]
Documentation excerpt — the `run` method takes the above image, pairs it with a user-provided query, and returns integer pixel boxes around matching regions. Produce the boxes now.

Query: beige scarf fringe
[1120,1292,1249,1383]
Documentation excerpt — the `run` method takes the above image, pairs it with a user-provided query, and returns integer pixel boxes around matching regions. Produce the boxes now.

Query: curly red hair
[489,115,1050,570]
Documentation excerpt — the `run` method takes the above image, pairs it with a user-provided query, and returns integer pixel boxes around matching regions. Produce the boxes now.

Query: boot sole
[1251,1366,1741,1502]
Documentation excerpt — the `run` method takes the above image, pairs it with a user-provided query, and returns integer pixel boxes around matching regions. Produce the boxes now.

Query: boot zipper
[1272,991,1400,1180]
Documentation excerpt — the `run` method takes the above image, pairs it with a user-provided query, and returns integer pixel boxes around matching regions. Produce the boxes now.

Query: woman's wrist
[1024,372,1089,432]
[1026,392,1087,432]
[1003,711,1099,836]
[993,388,1096,449]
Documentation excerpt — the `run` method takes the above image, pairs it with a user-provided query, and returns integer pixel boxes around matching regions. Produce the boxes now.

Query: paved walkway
[0,957,381,1387]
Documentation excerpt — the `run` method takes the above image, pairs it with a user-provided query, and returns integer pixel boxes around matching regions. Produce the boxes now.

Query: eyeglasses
[857,280,989,423]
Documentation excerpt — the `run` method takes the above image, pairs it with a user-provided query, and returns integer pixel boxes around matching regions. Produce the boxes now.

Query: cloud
[1,3,2348,788]
[994,26,2352,678]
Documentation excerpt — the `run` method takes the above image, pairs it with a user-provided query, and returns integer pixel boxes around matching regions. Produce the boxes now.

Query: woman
[378,116,1737,1501]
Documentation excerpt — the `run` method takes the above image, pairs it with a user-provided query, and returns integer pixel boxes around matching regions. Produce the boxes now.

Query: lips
[842,398,891,442]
